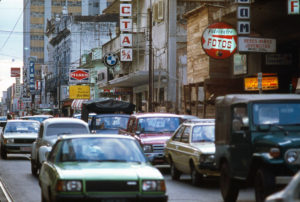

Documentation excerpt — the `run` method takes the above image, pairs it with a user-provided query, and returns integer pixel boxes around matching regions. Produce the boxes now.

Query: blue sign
[29,61,35,93]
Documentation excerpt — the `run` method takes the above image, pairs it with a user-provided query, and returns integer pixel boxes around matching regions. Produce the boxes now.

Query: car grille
[14,139,35,144]
[85,180,139,192]
[153,144,164,153]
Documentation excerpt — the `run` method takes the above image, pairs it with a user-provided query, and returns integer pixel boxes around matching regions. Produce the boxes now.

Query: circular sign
[103,53,119,68]
[201,22,237,59]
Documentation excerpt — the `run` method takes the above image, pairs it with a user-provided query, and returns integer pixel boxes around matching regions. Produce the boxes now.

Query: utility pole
[148,7,153,112]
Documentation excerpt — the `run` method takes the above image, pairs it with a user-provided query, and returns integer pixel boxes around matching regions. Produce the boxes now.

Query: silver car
[30,118,90,176]
[0,120,40,159]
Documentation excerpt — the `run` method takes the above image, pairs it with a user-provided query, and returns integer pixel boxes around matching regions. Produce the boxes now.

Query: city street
[0,154,255,202]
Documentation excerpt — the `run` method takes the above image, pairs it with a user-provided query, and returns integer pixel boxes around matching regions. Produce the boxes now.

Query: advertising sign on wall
[69,69,90,83]
[11,67,21,77]
[201,22,238,59]
[69,85,90,99]
[238,37,276,52]
[244,76,278,91]
[29,61,35,93]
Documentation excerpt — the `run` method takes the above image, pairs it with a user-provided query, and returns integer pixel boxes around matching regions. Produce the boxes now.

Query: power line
[0,0,30,51]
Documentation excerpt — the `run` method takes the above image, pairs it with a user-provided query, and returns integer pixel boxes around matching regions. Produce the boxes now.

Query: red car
[119,113,182,165]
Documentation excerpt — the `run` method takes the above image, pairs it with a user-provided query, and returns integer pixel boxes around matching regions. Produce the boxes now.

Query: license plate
[20,147,31,152]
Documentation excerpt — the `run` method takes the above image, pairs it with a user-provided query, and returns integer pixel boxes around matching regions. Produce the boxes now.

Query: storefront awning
[71,99,88,111]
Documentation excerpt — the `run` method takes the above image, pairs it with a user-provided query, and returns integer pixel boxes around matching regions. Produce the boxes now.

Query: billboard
[69,85,90,99]
[11,67,21,77]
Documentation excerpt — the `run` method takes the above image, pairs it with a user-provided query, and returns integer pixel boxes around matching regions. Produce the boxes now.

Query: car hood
[3,133,38,138]
[140,133,172,145]
[189,142,215,154]
[254,132,300,148]
[55,162,163,180]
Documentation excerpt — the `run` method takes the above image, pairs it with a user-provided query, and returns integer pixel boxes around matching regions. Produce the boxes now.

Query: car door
[229,104,252,178]
[167,125,185,168]
[176,126,191,172]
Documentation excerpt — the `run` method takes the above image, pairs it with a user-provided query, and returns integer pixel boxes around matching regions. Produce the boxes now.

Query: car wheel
[255,168,275,202]
[191,164,202,186]
[170,161,181,180]
[220,162,239,202]
[31,159,38,176]
[1,145,7,160]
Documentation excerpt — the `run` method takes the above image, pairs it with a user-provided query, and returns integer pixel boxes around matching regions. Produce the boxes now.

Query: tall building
[23,0,114,105]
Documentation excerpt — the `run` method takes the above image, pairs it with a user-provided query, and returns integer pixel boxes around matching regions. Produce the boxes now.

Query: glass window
[181,126,190,143]
[4,122,40,133]
[137,117,180,133]
[172,125,185,141]
[94,116,129,130]
[46,123,88,136]
[253,103,300,125]
[58,137,146,163]
[192,125,215,142]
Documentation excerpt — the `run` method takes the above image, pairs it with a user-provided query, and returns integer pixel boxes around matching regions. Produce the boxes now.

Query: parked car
[30,118,90,176]
[165,119,217,185]
[214,94,300,202]
[39,134,168,202]
[21,114,53,123]
[90,114,130,134]
[0,120,40,159]
[119,113,182,165]
[266,170,300,202]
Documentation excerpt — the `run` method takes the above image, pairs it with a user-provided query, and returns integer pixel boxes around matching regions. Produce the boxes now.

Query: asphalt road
[0,154,255,202]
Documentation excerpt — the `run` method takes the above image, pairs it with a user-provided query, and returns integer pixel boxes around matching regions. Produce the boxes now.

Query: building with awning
[71,99,89,111]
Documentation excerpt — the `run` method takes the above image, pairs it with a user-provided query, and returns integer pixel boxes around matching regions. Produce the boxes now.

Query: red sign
[11,67,21,77]
[70,69,89,81]
[201,22,238,59]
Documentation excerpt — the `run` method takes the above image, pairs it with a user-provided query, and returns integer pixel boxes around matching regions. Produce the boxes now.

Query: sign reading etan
[201,22,238,59]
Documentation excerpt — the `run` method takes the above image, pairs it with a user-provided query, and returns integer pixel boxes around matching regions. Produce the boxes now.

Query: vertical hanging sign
[120,0,133,61]
[29,61,35,93]
[236,0,251,35]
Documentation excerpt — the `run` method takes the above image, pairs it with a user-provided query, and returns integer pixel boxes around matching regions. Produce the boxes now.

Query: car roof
[43,117,88,127]
[131,113,181,118]
[7,120,40,123]
[216,94,300,106]
[183,119,215,125]
[94,114,130,117]
[58,134,135,141]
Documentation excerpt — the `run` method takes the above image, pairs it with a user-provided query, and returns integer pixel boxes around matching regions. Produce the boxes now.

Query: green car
[39,134,167,202]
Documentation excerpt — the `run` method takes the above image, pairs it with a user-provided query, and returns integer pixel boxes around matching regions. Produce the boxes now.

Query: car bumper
[3,144,32,153]
[55,194,168,202]
[144,153,168,165]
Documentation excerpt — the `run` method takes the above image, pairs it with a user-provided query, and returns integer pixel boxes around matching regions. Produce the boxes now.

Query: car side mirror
[39,146,52,163]
[91,130,96,134]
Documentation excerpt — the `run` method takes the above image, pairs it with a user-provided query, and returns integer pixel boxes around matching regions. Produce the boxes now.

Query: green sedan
[39,134,167,202]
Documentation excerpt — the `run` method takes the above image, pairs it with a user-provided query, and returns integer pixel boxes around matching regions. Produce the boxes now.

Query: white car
[0,120,40,159]
[30,118,90,176]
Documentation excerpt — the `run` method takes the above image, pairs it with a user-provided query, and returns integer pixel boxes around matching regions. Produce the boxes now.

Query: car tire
[1,145,7,160]
[31,159,38,176]
[220,162,239,202]
[255,168,275,202]
[191,164,202,186]
[170,161,181,180]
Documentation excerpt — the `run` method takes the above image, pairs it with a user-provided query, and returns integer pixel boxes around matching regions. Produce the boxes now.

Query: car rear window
[46,123,89,136]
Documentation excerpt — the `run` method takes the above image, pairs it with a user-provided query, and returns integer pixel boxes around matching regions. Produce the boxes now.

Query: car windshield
[57,137,146,163]
[46,123,89,136]
[253,103,300,125]
[4,122,40,133]
[191,125,215,142]
[94,116,129,130]
[137,117,180,133]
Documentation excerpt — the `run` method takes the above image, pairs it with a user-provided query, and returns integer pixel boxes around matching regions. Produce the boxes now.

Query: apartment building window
[30,35,44,41]
[94,2,99,7]
[31,0,44,6]
[153,0,164,24]
[30,47,44,52]
[31,12,44,18]
[31,24,44,29]
[37,58,44,64]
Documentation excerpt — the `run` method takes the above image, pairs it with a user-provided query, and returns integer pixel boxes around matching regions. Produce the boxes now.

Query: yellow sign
[69,85,90,99]
[244,76,278,91]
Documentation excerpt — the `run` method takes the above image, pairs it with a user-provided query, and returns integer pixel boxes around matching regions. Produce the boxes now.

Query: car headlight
[199,154,215,163]
[285,151,298,164]
[56,180,82,192]
[142,180,166,192]
[143,145,153,153]
[4,138,14,144]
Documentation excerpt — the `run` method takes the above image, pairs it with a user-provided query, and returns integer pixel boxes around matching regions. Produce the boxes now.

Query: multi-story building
[23,0,114,112]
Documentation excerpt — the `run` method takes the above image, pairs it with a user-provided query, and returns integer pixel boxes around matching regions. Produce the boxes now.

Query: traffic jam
[2,0,300,202]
